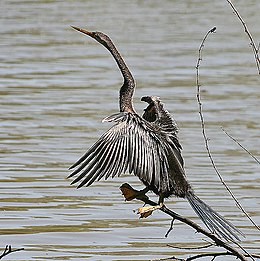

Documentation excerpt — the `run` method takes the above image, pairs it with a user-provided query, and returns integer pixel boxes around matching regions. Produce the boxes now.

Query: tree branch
[120,183,248,261]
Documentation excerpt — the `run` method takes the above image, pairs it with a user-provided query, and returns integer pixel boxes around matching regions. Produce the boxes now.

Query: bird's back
[141,96,192,198]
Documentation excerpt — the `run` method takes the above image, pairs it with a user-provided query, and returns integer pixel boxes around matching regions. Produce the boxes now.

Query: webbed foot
[137,203,164,218]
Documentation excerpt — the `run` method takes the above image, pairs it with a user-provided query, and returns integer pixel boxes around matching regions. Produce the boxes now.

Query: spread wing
[68,112,173,189]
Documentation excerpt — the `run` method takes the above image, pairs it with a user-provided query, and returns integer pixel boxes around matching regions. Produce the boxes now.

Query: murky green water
[1,0,259,260]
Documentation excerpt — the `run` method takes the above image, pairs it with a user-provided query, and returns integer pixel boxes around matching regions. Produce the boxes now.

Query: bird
[68,26,243,242]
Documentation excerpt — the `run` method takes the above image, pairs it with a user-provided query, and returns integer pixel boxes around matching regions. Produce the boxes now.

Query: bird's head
[71,26,110,47]
[141,96,161,122]
[141,96,160,106]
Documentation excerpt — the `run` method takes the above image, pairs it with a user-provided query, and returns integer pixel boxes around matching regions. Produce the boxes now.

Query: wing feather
[68,112,177,192]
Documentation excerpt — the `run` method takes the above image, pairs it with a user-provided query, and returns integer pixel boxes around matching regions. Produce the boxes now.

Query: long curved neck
[105,39,136,113]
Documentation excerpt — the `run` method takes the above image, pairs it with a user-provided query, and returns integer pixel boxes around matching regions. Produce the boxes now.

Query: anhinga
[68,26,243,242]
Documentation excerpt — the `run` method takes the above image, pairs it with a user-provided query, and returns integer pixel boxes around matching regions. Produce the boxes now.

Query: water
[1,0,259,260]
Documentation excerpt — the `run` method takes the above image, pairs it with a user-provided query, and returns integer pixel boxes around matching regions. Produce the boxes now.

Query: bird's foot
[120,183,149,201]
[120,183,163,218]
[136,203,164,218]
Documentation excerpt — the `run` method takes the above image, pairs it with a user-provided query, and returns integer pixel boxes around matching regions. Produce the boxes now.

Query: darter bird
[68,26,243,242]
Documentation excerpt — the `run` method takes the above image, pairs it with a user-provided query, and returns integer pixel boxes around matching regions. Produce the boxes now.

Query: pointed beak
[71,26,94,37]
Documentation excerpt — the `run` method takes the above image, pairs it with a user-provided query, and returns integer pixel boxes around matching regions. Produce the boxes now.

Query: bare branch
[0,245,24,260]
[226,0,260,74]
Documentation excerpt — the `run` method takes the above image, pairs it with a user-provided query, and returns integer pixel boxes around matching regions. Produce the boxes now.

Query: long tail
[186,192,244,242]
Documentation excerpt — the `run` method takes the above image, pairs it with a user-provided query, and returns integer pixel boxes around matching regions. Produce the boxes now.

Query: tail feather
[186,192,244,242]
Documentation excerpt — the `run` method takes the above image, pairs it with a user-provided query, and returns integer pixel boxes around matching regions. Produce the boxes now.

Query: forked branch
[0,245,24,260]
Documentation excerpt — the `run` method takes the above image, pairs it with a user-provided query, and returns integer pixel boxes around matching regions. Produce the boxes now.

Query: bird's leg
[120,183,149,201]
[137,194,164,218]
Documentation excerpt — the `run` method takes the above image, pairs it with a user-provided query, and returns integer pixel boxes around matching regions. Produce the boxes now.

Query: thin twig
[221,127,260,231]
[0,245,24,260]
[226,0,260,74]
[195,26,216,149]
[165,218,175,238]
[195,27,258,237]
[221,127,260,166]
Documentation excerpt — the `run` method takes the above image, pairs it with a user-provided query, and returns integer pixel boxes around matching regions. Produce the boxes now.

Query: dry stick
[195,28,256,261]
[0,245,24,260]
[137,196,247,261]
[196,26,256,231]
[226,0,260,74]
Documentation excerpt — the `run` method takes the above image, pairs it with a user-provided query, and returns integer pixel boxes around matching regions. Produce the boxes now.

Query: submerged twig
[226,0,260,74]
[167,242,214,250]
[186,252,260,261]
[0,245,24,260]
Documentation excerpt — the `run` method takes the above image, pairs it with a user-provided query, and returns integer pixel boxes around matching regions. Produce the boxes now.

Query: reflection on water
[1,0,259,260]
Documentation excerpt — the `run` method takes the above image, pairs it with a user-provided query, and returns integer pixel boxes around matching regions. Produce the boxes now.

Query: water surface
[1,1,260,260]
